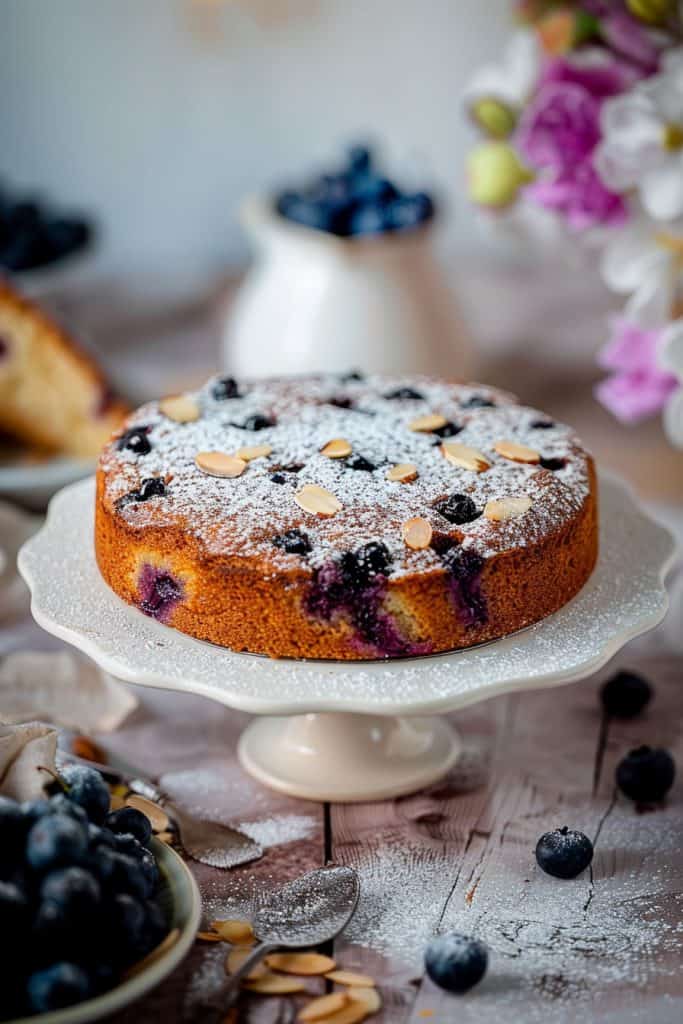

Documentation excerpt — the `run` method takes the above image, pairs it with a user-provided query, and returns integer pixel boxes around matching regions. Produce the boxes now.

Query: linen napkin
[0,721,58,800]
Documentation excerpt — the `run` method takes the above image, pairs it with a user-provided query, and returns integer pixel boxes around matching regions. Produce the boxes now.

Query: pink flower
[541,51,643,98]
[595,317,677,422]
[518,80,627,229]
[600,9,663,73]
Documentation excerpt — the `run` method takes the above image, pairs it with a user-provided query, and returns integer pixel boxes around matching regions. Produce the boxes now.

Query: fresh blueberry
[601,671,652,719]
[48,793,89,826]
[327,395,353,409]
[0,880,30,933]
[384,386,424,400]
[462,395,495,409]
[273,529,312,555]
[212,376,240,400]
[107,850,151,900]
[125,477,166,503]
[237,414,275,431]
[435,493,481,526]
[87,823,117,850]
[106,807,152,847]
[27,963,91,1012]
[26,815,88,872]
[117,427,151,456]
[346,453,376,472]
[535,826,594,879]
[59,764,110,825]
[386,192,435,231]
[348,203,389,237]
[270,473,287,485]
[340,370,364,383]
[112,832,145,860]
[616,746,675,803]
[539,456,567,471]
[41,866,101,923]
[432,421,463,439]
[20,798,52,829]
[106,893,147,961]
[425,933,488,993]
[348,145,372,176]
[341,542,391,590]
[531,419,555,429]
[138,847,160,895]
[351,176,399,206]
[276,194,332,232]
[0,795,25,867]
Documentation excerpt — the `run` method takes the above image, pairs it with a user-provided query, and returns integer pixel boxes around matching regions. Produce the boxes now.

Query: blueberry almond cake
[0,279,128,457]
[95,374,598,660]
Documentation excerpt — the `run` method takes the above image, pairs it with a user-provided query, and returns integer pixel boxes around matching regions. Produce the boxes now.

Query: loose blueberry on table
[0,766,169,1019]
[601,670,653,719]
[616,746,676,803]
[0,181,93,272]
[274,144,436,238]
[535,826,594,879]
[425,933,488,993]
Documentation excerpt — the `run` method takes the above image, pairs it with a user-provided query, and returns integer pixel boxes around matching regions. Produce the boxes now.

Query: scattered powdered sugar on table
[101,373,591,572]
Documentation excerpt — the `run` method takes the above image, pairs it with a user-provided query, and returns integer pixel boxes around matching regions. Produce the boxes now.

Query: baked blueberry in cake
[95,374,598,660]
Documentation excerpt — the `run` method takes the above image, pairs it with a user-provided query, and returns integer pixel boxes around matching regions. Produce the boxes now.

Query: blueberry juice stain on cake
[306,543,432,658]
[136,564,183,623]
[441,546,487,628]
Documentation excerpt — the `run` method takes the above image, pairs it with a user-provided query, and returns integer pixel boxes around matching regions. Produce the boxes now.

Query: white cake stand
[18,476,676,802]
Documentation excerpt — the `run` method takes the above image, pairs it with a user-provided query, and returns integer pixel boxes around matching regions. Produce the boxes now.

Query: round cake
[95,374,598,660]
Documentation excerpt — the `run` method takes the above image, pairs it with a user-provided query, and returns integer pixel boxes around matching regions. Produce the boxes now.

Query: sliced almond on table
[316,1001,369,1024]
[441,441,490,473]
[125,794,170,833]
[402,517,433,550]
[236,443,272,462]
[484,495,533,521]
[386,462,418,483]
[321,438,352,459]
[226,946,268,980]
[348,987,382,1014]
[124,928,179,978]
[155,830,174,844]
[325,970,375,988]
[266,951,336,976]
[211,919,255,945]
[493,439,540,464]
[243,972,307,995]
[195,451,247,478]
[298,992,350,1022]
[159,395,200,423]
[408,413,447,433]
[197,930,225,943]
[295,484,342,517]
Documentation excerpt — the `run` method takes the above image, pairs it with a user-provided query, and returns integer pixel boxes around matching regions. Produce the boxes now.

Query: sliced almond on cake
[236,443,272,461]
[195,451,247,478]
[402,517,433,550]
[484,495,532,521]
[386,463,418,483]
[295,484,342,517]
[159,395,200,423]
[321,438,352,459]
[493,439,540,464]
[441,441,490,473]
[408,413,447,433]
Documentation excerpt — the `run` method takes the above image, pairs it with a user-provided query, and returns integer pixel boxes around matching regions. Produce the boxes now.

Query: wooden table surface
[6,266,682,1021]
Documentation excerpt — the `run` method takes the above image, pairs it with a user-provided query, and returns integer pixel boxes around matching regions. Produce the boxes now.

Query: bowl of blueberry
[224,144,471,378]
[0,181,95,297]
[0,764,200,1023]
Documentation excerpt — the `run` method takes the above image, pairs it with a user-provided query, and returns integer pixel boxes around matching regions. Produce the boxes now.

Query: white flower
[464,30,541,136]
[600,212,683,320]
[660,319,683,446]
[595,48,683,221]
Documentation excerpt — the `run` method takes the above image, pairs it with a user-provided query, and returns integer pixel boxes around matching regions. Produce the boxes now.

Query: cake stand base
[238,712,461,802]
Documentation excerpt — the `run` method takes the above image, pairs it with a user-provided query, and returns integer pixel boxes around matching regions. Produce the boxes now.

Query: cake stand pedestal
[18,476,675,803]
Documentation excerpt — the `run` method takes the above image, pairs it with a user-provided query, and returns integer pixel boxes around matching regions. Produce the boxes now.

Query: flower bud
[537,8,599,53]
[467,142,534,208]
[470,98,517,139]
[626,0,673,24]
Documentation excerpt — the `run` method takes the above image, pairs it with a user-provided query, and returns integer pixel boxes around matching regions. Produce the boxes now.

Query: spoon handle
[218,942,278,1012]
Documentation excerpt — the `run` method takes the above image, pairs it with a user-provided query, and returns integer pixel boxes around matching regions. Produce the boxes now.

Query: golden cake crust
[95,374,598,660]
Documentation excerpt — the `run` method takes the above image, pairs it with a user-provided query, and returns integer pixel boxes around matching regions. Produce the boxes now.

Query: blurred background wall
[0,0,509,280]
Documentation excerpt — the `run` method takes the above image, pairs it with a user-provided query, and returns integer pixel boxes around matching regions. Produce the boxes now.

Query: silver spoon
[216,864,360,1013]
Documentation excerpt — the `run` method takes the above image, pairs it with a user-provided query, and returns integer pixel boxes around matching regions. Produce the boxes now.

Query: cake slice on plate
[0,278,128,457]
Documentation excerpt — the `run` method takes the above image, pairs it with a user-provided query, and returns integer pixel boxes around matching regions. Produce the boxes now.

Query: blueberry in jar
[535,826,594,879]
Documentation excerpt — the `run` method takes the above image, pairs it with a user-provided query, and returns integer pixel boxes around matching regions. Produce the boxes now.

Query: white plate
[9,838,201,1024]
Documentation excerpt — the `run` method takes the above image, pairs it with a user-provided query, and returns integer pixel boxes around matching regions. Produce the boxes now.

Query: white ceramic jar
[222,196,472,379]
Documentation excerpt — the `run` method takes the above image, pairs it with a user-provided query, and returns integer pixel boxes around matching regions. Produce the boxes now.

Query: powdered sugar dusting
[100,374,592,575]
